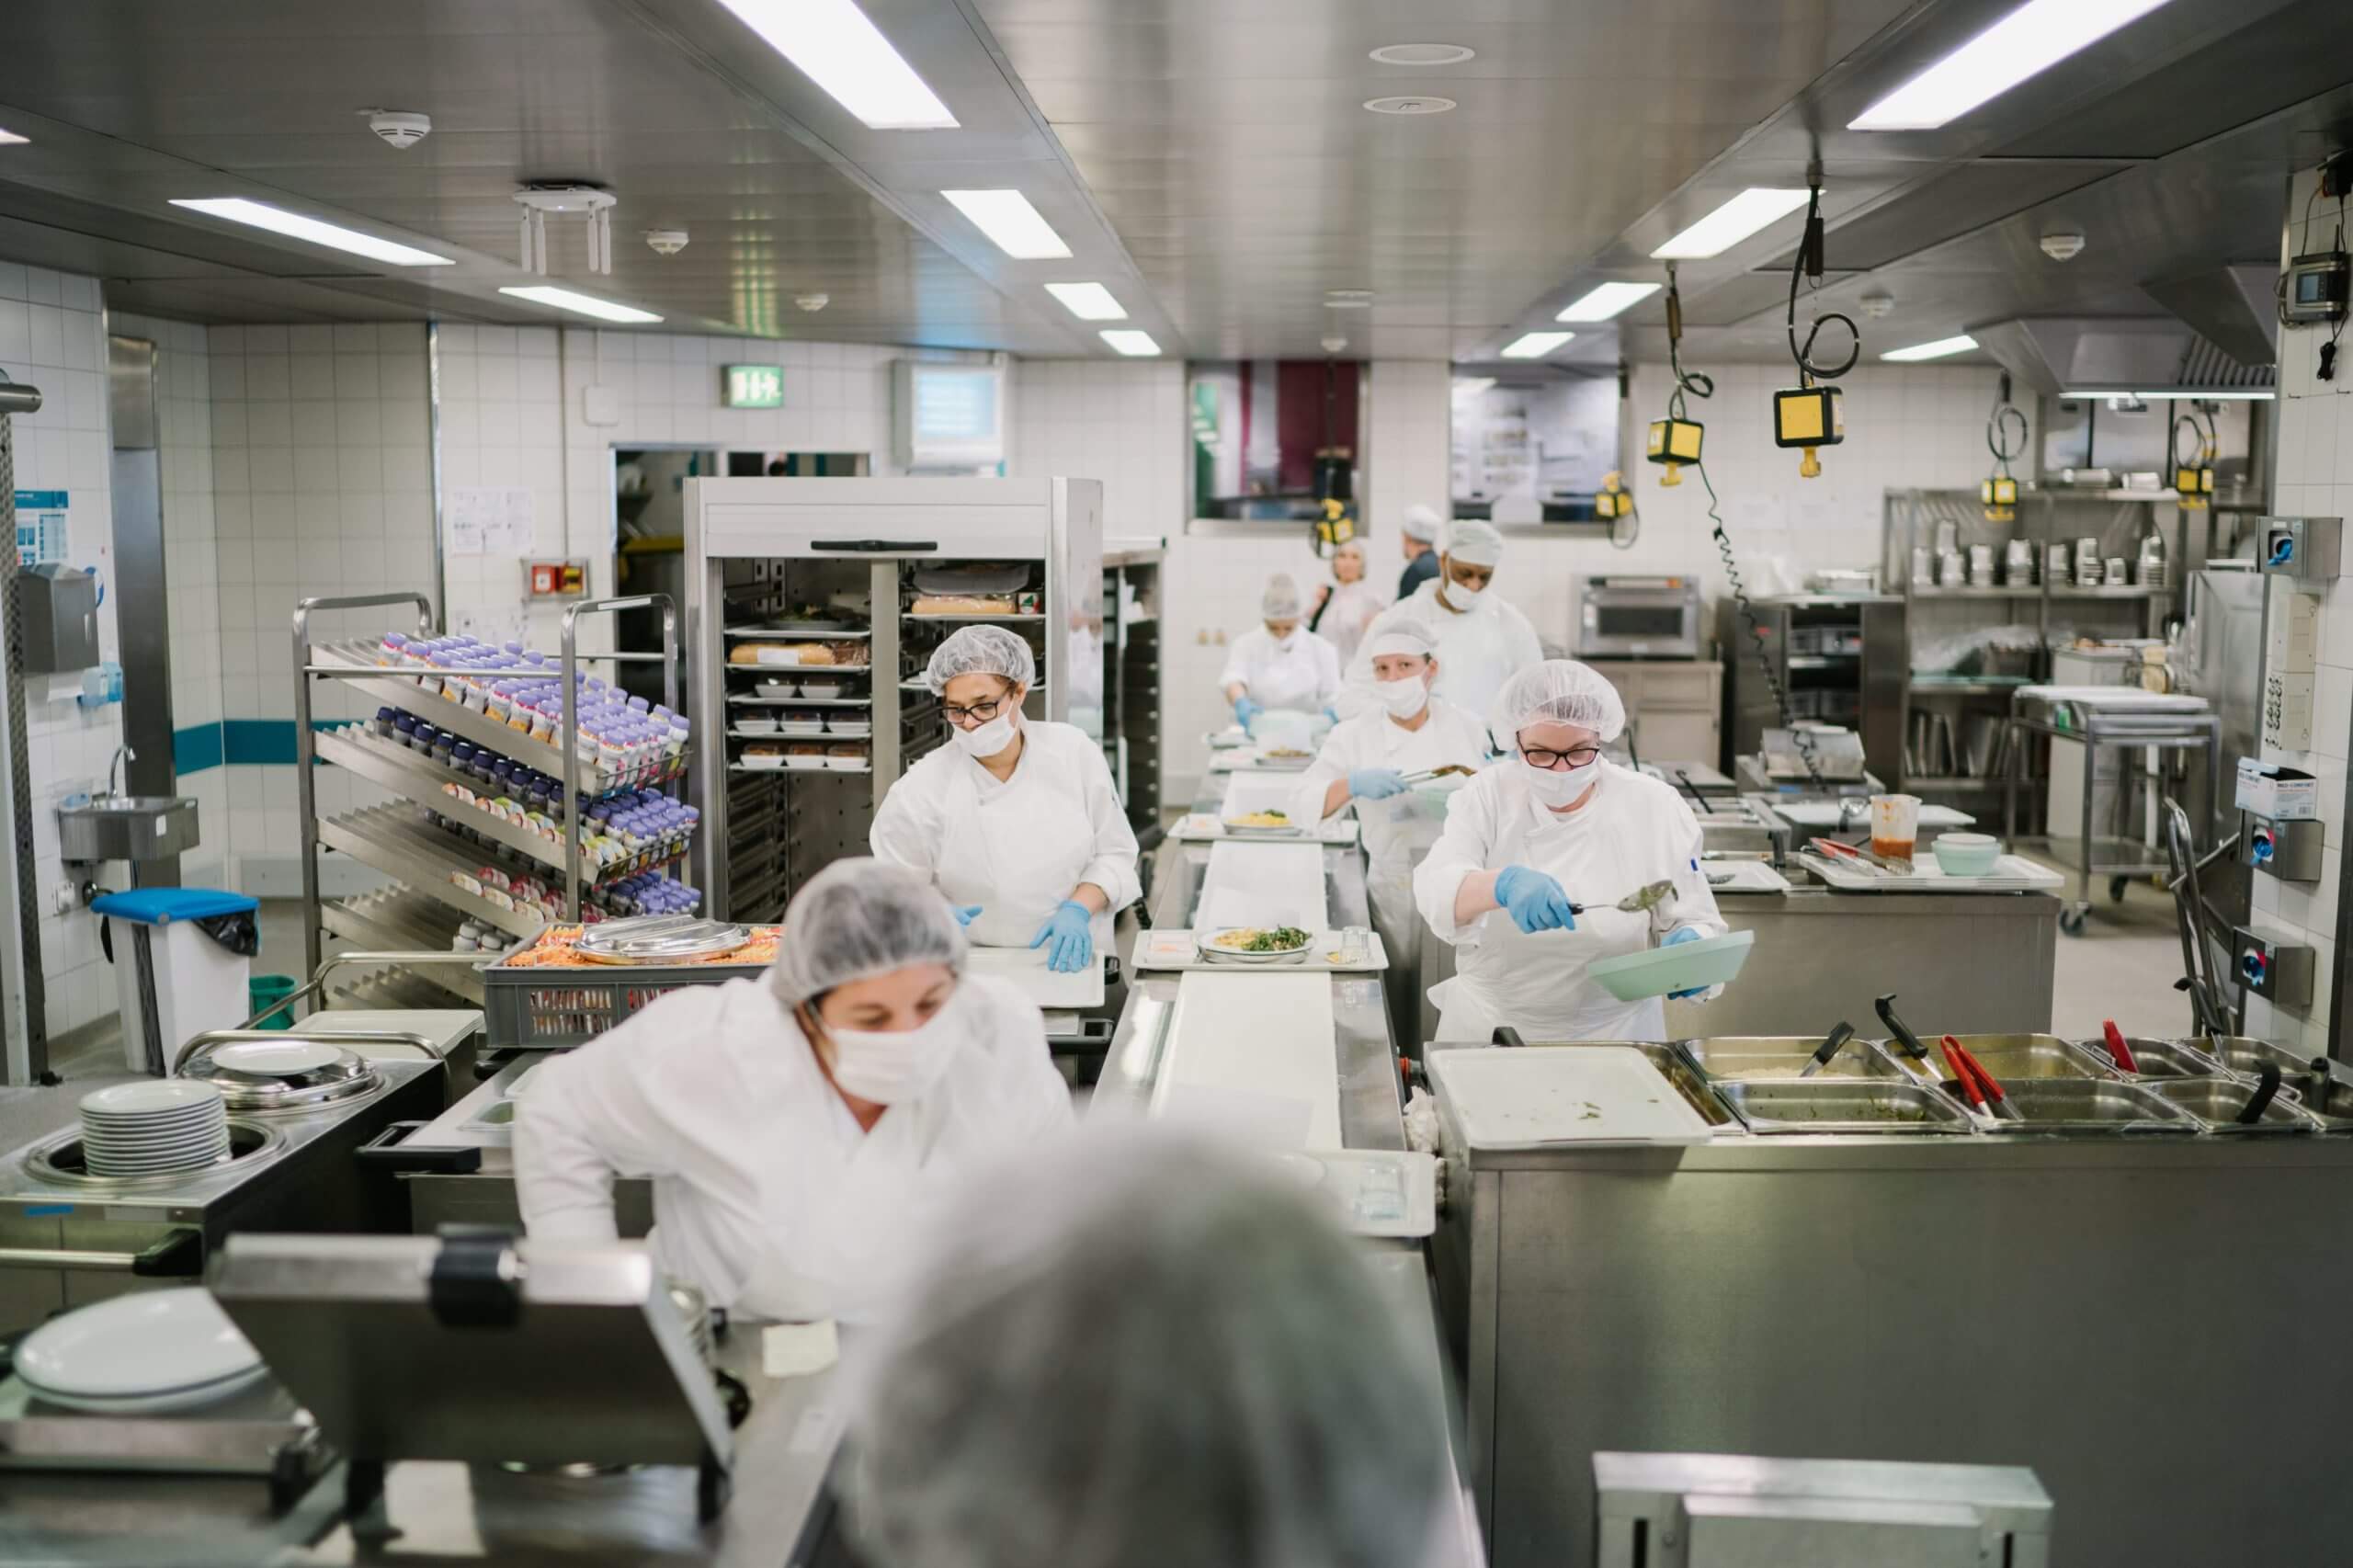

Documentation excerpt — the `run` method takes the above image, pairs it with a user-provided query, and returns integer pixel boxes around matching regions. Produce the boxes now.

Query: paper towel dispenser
[17,562,99,674]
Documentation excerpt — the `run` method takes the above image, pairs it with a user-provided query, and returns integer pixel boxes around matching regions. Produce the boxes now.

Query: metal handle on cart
[809,539,938,553]
[0,1228,203,1277]
[355,1120,483,1175]
[242,950,491,1030]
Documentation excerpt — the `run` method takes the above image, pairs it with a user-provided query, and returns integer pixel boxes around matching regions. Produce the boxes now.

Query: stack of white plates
[15,1288,268,1414]
[78,1080,231,1178]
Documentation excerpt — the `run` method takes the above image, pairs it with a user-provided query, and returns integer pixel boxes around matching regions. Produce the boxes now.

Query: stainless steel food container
[1711,1079,1977,1135]
[1972,1078,2200,1134]
[2075,1036,2224,1079]
[2143,1077,2323,1135]
[1677,1036,1913,1082]
[1888,1033,2121,1088]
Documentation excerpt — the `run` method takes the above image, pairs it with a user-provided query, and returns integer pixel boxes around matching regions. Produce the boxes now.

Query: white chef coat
[1293,696,1493,952]
[516,973,1072,1324]
[1344,579,1543,733]
[1312,578,1390,665]
[871,718,1141,954]
[1412,758,1725,1043]
[1222,626,1342,714]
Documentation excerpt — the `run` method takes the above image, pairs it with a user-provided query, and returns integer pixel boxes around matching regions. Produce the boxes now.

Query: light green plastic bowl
[1587,929,1756,1003]
[1931,832,2001,876]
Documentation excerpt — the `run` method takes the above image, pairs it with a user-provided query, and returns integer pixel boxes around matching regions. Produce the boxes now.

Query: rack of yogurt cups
[372,631,689,791]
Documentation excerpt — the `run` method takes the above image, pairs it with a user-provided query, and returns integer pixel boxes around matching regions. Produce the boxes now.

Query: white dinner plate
[81,1132,231,1154]
[22,1360,269,1414]
[198,1040,346,1075]
[80,1081,225,1117]
[79,1106,225,1130]
[15,1288,264,1401]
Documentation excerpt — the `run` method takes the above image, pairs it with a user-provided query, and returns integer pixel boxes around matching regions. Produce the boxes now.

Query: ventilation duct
[1970,317,2273,397]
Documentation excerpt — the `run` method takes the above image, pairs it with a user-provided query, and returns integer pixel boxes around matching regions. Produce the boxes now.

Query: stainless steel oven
[1574,574,1703,658]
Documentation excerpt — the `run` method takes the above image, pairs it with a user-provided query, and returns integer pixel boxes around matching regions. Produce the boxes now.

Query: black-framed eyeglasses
[943,695,1009,725]
[1519,739,1601,770]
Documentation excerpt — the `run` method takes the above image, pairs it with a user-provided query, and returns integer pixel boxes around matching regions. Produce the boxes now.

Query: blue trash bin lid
[90,888,260,926]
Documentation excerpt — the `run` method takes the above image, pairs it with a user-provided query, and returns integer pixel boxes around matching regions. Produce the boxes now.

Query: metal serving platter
[1711,1080,1977,1135]
[1677,1036,1913,1082]
[2143,1077,2324,1135]
[1969,1079,2199,1134]
[574,915,751,965]
[2076,1037,2225,1079]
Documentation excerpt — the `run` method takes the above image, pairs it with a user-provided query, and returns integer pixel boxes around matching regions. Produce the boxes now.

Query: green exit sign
[722,364,784,408]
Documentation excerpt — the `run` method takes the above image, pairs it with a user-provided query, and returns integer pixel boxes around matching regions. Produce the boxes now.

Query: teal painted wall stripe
[173,719,358,776]
[173,722,224,776]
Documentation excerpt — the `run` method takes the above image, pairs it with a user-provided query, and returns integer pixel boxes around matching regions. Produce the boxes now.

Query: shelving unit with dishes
[1882,487,2181,820]
[291,588,695,1006]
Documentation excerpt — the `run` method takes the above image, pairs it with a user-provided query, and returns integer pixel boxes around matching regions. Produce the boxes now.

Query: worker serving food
[1414,660,1725,1043]
[1295,625,1490,975]
[871,624,1140,973]
[1347,519,1541,732]
[1222,573,1342,733]
[515,859,1072,1324]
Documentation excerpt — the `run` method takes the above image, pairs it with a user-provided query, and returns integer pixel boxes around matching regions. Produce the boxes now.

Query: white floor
[2046,879,2198,1042]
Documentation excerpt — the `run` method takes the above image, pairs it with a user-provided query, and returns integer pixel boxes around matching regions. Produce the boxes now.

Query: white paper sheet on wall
[456,605,529,647]
[445,486,535,556]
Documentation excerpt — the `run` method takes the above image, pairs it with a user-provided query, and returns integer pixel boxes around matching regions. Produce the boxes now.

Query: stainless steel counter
[1433,1071,2353,1568]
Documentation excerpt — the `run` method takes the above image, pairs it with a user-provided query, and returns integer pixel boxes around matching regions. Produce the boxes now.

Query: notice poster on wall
[13,489,67,568]
[444,486,535,556]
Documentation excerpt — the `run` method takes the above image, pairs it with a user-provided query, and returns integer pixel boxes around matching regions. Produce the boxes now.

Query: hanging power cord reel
[1651,264,1825,790]
[2171,402,2219,510]
[1773,166,1859,478]
[1597,358,1639,548]
[1982,373,2028,522]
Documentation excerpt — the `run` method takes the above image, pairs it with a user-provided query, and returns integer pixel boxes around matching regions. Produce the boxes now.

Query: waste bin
[91,888,261,1074]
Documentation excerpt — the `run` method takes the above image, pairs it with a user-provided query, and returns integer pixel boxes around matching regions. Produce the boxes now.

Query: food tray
[1207,748,1317,774]
[1132,928,1387,974]
[1700,860,1794,894]
[1587,930,1755,1002]
[1795,851,2066,893]
[482,927,780,1048]
[724,622,870,638]
[1172,813,1358,846]
[1428,1046,1715,1149]
[1712,1080,1978,1135]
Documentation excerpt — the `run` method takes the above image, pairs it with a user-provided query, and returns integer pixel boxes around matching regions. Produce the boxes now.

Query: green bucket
[248,973,298,1030]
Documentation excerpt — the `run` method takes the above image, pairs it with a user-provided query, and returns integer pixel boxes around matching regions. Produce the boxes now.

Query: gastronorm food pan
[1710,1079,1976,1135]
[2143,1077,2323,1135]
[2075,1036,2224,1079]
[1677,1036,1912,1082]
[1968,1079,2198,1134]
[1887,1034,2120,1087]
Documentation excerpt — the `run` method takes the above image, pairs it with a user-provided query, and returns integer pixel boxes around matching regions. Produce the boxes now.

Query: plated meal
[1224,810,1293,829]
[1200,925,1314,960]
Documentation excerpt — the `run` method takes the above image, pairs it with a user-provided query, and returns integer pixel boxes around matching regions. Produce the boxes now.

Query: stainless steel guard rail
[0,1230,203,1278]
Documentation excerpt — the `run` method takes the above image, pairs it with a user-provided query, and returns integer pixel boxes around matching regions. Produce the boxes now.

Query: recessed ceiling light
[497,285,663,324]
[711,0,958,130]
[1451,377,1495,398]
[1651,188,1812,260]
[1045,282,1126,321]
[0,129,28,147]
[1880,335,1979,362]
[1101,329,1160,357]
[169,197,453,267]
[940,189,1071,260]
[1849,0,2176,131]
[1500,331,1574,359]
[1325,289,1376,309]
[1369,43,1476,65]
[1557,281,1662,322]
[1364,96,1457,116]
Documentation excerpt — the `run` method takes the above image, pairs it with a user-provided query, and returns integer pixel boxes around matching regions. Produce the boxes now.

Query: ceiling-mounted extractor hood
[1971,317,2273,400]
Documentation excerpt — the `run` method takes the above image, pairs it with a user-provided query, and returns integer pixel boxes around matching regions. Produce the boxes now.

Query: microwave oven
[1574,574,1703,658]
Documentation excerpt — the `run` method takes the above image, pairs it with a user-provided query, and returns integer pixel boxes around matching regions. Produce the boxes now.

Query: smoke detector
[795,293,830,312]
[1364,96,1456,116]
[366,110,431,150]
[1321,334,1349,355]
[2040,231,2086,262]
[1859,289,1895,319]
[644,229,688,256]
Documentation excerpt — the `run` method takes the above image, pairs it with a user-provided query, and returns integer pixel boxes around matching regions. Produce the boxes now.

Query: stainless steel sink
[57,795,200,862]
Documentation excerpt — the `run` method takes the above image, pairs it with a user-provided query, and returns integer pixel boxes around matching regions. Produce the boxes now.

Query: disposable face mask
[815,991,965,1105]
[1444,576,1486,608]
[951,710,1017,759]
[1522,755,1597,808]
[1267,626,1299,649]
[1376,676,1430,719]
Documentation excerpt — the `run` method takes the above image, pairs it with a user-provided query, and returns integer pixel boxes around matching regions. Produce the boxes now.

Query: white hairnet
[767,858,966,1005]
[1401,503,1443,542]
[1261,574,1303,619]
[842,1128,1448,1568]
[1364,624,1436,662]
[1332,537,1366,562]
[1491,658,1626,744]
[1440,518,1504,567]
[924,624,1035,695]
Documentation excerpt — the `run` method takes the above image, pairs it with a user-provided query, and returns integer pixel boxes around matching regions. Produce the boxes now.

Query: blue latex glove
[951,904,983,927]
[1663,924,1711,999]
[1029,900,1094,973]
[1323,704,1340,724]
[1494,865,1576,934]
[1233,695,1264,733]
[1349,767,1408,801]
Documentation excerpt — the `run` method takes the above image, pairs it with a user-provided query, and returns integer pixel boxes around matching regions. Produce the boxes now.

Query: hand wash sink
[58,795,200,862]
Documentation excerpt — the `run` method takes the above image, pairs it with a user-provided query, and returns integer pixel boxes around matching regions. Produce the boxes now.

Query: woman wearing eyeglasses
[1413,660,1725,1043]
[870,625,1140,975]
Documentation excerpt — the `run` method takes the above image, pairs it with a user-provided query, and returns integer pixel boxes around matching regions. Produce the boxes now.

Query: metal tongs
[1808,836,1908,875]
[2100,1019,2139,1074]
[1940,1033,2021,1123]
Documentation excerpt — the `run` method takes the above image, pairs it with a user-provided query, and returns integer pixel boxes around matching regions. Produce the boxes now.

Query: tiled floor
[2047,879,2203,1042]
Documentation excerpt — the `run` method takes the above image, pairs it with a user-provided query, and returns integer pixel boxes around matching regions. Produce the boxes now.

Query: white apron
[1430,605,1517,727]
[932,748,1106,955]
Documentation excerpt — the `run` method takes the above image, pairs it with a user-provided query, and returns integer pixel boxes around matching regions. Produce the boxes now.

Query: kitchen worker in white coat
[1414,661,1727,1043]
[1307,538,1388,665]
[1346,519,1542,733]
[871,624,1140,973]
[1294,625,1491,979]
[516,859,1073,1324]
[1221,574,1342,733]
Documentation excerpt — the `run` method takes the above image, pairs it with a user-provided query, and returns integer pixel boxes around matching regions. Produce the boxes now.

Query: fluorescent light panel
[0,129,28,147]
[169,198,452,267]
[941,189,1071,260]
[1557,280,1661,322]
[1651,188,1811,259]
[1849,0,2176,131]
[1100,329,1160,357]
[497,285,663,324]
[1499,331,1574,358]
[1881,335,1978,362]
[1044,282,1126,321]
[712,0,957,129]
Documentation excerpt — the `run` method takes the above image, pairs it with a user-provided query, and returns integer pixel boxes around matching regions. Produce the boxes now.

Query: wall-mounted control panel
[2263,585,2318,752]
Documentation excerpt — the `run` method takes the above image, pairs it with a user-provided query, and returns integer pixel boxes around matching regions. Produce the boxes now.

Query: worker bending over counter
[1222,573,1342,733]
[516,860,1071,1324]
[1415,660,1724,1043]
[1347,518,1541,729]
[872,624,1139,973]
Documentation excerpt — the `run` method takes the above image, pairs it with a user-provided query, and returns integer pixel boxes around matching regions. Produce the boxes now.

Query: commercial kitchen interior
[0,0,2350,1563]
